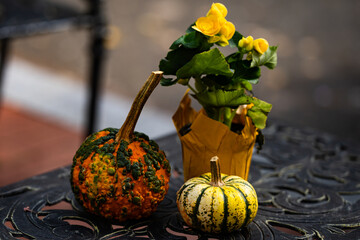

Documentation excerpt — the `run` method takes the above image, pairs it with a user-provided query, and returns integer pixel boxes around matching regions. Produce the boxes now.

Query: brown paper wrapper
[173,91,257,181]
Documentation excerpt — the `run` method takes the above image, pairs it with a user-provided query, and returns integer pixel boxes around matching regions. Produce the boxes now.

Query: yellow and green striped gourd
[176,156,258,233]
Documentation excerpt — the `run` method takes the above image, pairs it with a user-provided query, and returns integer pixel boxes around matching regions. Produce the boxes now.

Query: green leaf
[247,79,259,84]
[185,24,196,33]
[159,46,201,76]
[176,48,234,79]
[227,56,261,83]
[194,79,207,92]
[236,65,261,82]
[195,89,251,108]
[226,52,242,65]
[202,75,232,87]
[240,80,253,91]
[251,98,272,112]
[247,98,272,129]
[247,108,267,129]
[170,26,213,51]
[250,46,278,69]
[170,31,205,50]
[229,31,243,48]
[170,26,195,49]
[160,77,178,86]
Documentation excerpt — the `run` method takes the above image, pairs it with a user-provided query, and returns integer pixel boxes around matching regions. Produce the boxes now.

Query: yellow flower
[207,3,228,18]
[193,15,222,36]
[208,35,221,43]
[206,3,226,27]
[209,35,229,46]
[220,21,235,40]
[238,36,254,51]
[253,38,269,54]
[193,3,234,45]
[207,21,235,46]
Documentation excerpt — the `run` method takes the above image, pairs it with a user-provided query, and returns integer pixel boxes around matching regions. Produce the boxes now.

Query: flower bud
[207,3,228,17]
[220,21,235,40]
[177,78,189,85]
[216,35,230,47]
[238,36,254,51]
[253,38,269,55]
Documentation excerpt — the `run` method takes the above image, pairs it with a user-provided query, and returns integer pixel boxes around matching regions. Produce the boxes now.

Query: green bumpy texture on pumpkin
[71,128,171,222]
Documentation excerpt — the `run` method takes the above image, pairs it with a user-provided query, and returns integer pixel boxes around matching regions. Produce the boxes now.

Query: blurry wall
[11,0,360,142]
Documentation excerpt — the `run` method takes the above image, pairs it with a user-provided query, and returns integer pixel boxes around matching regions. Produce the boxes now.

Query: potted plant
[159,3,278,181]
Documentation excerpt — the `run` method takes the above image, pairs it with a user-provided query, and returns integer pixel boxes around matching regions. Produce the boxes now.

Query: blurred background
[1,0,359,185]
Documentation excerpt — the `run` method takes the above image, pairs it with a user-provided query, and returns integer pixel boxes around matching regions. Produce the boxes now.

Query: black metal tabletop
[0,123,359,239]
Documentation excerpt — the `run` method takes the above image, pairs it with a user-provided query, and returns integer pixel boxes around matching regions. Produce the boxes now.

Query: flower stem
[223,107,236,129]
[187,83,198,95]
[217,107,224,122]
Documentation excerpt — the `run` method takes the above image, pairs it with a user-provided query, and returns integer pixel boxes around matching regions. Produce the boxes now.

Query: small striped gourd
[176,156,258,233]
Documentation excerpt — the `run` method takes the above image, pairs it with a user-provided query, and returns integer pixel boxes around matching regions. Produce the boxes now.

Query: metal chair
[0,0,107,137]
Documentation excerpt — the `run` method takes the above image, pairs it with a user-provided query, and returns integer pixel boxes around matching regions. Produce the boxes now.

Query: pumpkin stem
[115,71,163,142]
[210,156,224,187]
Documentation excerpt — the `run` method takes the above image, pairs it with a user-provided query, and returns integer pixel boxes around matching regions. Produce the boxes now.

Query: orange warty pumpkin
[71,72,171,221]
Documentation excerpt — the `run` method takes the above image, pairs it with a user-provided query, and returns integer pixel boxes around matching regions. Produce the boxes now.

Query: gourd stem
[115,71,163,142]
[210,156,224,187]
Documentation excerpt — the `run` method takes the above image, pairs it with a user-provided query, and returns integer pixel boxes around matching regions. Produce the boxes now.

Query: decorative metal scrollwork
[0,124,359,239]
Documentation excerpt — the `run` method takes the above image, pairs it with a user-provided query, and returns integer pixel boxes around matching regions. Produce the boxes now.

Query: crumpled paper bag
[173,92,257,181]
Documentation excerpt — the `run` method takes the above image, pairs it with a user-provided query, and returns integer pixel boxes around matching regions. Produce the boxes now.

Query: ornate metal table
[0,123,359,239]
